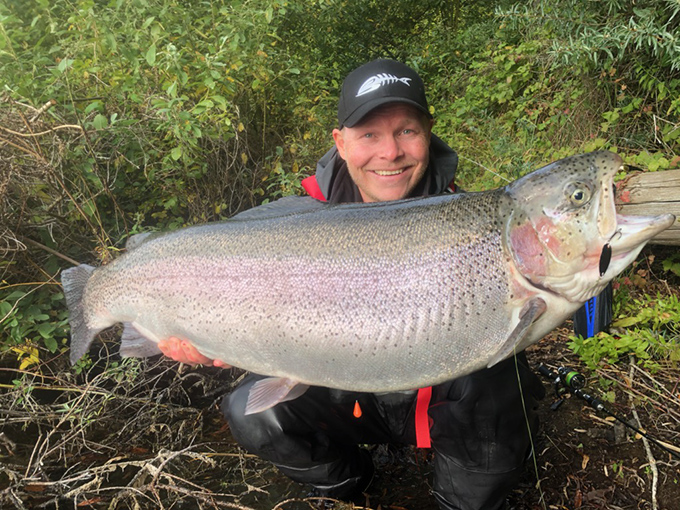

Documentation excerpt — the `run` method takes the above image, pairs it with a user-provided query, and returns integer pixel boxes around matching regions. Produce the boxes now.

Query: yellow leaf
[12,344,40,370]
[241,152,248,165]
[581,453,590,470]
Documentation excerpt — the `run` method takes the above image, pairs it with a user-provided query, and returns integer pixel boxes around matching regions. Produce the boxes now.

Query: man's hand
[157,337,231,368]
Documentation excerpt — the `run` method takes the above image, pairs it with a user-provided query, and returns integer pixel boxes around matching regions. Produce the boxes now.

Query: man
[158,59,613,509]
[221,59,543,510]
[160,59,544,509]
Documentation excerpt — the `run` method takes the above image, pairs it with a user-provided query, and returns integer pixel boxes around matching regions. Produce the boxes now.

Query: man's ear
[332,128,346,159]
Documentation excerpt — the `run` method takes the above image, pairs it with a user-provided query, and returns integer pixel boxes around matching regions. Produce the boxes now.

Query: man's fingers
[180,340,213,364]
[158,337,230,368]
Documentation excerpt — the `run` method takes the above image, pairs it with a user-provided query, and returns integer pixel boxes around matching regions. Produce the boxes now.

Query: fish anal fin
[120,323,163,358]
[244,377,309,415]
[487,297,547,368]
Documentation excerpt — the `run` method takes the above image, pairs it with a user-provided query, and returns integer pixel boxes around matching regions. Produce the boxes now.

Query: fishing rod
[538,364,680,461]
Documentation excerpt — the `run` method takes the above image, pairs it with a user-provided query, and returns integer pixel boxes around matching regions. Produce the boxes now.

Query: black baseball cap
[337,59,431,128]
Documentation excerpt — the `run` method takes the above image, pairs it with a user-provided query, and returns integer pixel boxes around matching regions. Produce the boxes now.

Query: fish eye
[566,183,591,206]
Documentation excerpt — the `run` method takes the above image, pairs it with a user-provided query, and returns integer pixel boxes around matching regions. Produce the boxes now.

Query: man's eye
[402,129,413,135]
[363,133,373,138]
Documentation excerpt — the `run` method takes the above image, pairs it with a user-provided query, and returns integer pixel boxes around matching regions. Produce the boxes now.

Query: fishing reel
[538,364,587,410]
[538,364,680,459]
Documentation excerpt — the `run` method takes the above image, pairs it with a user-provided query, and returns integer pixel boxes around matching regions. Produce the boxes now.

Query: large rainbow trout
[62,152,675,414]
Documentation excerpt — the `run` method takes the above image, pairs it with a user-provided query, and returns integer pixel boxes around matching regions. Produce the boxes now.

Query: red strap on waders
[415,386,432,448]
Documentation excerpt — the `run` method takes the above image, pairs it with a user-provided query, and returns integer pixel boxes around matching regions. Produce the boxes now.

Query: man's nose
[378,136,403,160]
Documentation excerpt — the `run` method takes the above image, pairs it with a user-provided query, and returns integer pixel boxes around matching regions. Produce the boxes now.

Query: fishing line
[514,351,548,510]
[458,155,512,184]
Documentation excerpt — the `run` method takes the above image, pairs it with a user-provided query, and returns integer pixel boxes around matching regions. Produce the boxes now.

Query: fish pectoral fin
[119,323,163,358]
[487,297,547,368]
[244,377,310,415]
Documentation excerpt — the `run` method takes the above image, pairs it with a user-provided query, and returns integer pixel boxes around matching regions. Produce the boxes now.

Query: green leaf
[44,336,58,353]
[93,114,108,130]
[57,58,74,73]
[0,301,13,318]
[146,44,157,66]
[612,316,642,328]
[662,259,680,277]
[36,322,55,339]
[142,16,156,29]
[84,101,103,114]
[171,146,182,160]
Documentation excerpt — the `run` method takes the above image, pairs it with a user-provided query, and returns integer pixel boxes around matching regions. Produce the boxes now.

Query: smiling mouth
[373,168,407,176]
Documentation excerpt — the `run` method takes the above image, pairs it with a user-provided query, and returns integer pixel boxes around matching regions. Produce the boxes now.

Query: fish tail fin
[61,264,103,365]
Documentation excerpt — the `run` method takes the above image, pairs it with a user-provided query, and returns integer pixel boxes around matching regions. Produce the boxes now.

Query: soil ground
[1,250,679,510]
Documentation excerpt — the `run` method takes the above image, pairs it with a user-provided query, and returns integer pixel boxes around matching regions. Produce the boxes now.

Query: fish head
[504,151,675,302]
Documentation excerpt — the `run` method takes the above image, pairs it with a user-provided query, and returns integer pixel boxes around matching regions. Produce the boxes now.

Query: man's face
[332,104,433,203]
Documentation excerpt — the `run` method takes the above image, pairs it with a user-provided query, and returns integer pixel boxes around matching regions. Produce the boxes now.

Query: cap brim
[342,98,431,128]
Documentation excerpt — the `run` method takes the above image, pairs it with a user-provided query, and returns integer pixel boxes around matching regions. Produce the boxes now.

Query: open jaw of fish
[61,151,676,415]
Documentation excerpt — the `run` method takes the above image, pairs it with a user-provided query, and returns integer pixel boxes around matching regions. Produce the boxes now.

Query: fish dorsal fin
[487,297,547,368]
[244,377,310,415]
[119,322,163,357]
[125,232,155,251]
[230,196,328,221]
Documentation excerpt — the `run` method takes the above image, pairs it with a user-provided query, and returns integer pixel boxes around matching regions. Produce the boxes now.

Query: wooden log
[615,169,680,245]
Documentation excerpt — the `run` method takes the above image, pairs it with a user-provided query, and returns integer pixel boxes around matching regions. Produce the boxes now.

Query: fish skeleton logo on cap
[356,73,412,97]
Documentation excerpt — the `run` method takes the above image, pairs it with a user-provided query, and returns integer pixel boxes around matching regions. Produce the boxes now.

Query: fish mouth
[610,213,676,255]
[537,212,675,303]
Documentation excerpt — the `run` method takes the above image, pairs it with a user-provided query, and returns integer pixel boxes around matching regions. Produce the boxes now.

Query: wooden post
[616,169,680,245]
